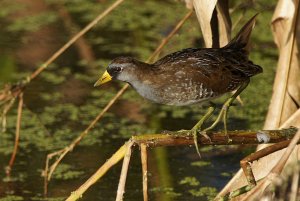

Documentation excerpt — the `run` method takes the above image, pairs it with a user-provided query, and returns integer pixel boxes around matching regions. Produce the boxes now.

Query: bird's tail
[224,14,258,54]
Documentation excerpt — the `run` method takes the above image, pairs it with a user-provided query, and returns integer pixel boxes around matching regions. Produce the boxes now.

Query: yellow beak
[94,70,112,86]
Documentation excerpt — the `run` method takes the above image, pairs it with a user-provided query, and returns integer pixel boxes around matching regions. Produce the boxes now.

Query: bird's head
[94,57,140,86]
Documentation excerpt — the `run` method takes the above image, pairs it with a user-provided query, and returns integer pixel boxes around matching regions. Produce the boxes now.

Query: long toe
[200,131,212,143]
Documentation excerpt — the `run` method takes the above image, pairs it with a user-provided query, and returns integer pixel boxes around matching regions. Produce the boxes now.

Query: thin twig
[115,141,134,201]
[5,93,23,177]
[43,149,65,195]
[140,143,148,201]
[44,10,193,186]
[66,143,127,201]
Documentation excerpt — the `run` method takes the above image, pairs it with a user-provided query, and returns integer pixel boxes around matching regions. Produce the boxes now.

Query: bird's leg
[176,103,215,157]
[191,103,216,157]
[191,103,216,136]
[202,80,250,139]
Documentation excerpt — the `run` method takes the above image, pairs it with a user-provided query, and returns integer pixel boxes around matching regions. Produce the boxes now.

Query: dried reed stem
[5,93,23,177]
[115,141,134,201]
[29,0,125,81]
[275,1,299,127]
[265,0,300,128]
[140,143,148,201]
[66,143,127,201]
[44,10,193,186]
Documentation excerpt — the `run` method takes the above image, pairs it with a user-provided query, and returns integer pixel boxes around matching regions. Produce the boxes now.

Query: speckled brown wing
[153,47,261,97]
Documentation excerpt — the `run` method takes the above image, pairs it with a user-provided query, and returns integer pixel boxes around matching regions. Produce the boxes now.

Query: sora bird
[94,14,262,156]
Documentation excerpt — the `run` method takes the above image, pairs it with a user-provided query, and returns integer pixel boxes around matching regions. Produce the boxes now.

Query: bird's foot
[190,128,212,158]
[198,130,212,142]
[175,128,208,158]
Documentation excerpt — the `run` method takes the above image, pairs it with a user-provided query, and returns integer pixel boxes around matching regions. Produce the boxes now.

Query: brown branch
[140,143,148,201]
[44,10,193,189]
[5,93,23,177]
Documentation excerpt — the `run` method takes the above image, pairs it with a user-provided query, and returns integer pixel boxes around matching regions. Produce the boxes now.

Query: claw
[193,131,201,158]
[200,131,211,143]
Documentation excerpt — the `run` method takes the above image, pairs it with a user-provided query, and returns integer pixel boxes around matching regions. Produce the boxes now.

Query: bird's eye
[115,67,122,72]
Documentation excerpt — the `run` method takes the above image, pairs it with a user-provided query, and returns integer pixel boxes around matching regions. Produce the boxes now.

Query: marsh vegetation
[1,0,295,200]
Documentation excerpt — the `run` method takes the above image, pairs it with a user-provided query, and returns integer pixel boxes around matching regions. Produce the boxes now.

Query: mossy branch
[65,127,298,201]
[132,127,297,146]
